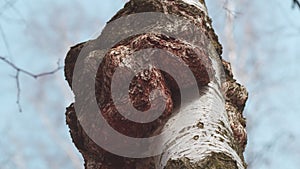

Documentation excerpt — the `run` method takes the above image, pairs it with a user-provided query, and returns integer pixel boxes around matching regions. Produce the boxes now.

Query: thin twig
[0,24,13,58]
[222,0,242,18]
[0,56,63,112]
[15,71,22,112]
[292,0,300,9]
[0,0,18,17]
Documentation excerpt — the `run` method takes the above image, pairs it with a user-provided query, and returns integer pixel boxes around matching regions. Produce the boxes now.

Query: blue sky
[0,0,299,169]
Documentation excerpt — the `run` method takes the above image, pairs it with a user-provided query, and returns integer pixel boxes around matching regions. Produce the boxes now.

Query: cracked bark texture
[64,0,248,168]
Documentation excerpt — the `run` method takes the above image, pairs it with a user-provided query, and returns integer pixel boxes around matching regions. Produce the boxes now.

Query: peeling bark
[64,0,248,168]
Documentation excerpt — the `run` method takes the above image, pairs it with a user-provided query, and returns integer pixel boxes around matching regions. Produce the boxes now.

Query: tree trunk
[64,0,248,168]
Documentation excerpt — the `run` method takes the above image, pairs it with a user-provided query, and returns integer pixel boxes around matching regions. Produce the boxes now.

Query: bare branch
[0,56,63,112]
[292,0,300,9]
[222,0,242,18]
[0,0,18,17]
[15,71,21,112]
[0,24,13,58]
[0,56,63,78]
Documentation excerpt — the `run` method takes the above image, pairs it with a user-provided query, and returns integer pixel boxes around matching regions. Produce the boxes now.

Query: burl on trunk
[64,0,248,168]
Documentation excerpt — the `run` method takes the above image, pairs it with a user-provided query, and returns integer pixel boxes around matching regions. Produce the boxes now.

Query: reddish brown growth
[95,33,213,138]
[64,32,214,168]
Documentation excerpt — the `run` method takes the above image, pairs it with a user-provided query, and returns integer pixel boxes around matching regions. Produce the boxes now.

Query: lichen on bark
[164,153,238,169]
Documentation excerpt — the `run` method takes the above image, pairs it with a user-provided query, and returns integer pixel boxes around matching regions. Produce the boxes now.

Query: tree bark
[64,0,248,168]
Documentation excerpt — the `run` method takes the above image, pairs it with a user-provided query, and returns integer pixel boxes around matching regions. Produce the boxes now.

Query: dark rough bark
[64,0,248,168]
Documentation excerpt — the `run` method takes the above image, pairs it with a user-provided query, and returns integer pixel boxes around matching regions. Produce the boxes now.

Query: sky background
[0,0,299,169]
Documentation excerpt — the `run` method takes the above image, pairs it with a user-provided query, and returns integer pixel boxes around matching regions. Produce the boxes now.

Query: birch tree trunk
[64,0,248,168]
